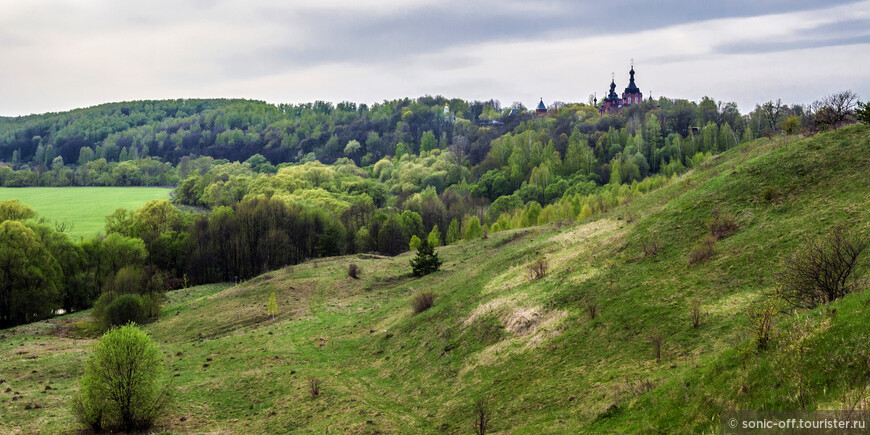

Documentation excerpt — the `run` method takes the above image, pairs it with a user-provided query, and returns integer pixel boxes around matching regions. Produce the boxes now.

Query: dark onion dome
[536,99,547,111]
[624,67,641,94]
[606,80,619,101]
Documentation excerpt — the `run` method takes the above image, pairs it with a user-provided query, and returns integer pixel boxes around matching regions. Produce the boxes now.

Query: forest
[1,92,865,328]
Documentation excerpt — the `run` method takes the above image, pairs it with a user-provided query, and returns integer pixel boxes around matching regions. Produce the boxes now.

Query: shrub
[775,226,868,309]
[775,318,816,410]
[410,239,442,277]
[688,235,716,265]
[348,263,360,279]
[308,378,320,398]
[710,213,737,240]
[747,298,778,351]
[648,333,664,362]
[411,291,435,314]
[641,237,662,257]
[690,299,702,328]
[782,115,801,135]
[584,297,598,320]
[526,258,548,282]
[104,294,149,327]
[857,100,870,125]
[472,397,491,435]
[72,324,169,432]
[761,186,782,202]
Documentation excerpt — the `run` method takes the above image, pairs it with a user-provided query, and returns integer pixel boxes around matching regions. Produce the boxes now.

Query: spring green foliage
[409,235,422,251]
[446,218,461,245]
[463,216,483,241]
[268,292,278,319]
[782,115,801,134]
[410,239,442,277]
[0,198,37,221]
[72,324,169,432]
[427,225,441,247]
[0,220,61,327]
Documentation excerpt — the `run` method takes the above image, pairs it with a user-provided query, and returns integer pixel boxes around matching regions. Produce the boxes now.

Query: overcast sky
[1,0,869,116]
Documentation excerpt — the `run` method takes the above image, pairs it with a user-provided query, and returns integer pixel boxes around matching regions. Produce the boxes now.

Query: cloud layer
[1,0,868,115]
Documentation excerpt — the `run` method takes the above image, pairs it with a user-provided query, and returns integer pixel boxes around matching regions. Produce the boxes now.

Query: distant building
[599,64,644,114]
[536,98,547,116]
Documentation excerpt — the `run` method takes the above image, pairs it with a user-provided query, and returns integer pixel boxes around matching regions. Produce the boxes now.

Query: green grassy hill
[2,125,869,433]
[0,187,172,239]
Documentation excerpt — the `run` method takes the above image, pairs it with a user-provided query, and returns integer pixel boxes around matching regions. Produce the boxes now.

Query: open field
[1,126,869,433]
[0,187,172,239]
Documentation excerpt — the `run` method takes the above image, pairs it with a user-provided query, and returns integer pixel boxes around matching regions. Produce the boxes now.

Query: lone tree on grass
[410,239,442,277]
[268,292,278,320]
[72,324,169,433]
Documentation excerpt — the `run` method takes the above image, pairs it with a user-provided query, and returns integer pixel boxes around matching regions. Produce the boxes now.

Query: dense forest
[1,92,866,328]
[0,94,828,188]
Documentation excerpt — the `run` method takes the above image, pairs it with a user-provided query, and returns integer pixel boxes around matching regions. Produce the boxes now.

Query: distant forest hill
[0,95,816,187]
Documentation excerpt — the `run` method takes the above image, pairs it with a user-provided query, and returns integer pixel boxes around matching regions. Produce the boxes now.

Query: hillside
[1,125,869,433]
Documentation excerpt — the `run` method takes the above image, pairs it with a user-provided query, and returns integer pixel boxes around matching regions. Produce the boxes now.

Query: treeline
[0,94,779,189]
[2,92,854,193]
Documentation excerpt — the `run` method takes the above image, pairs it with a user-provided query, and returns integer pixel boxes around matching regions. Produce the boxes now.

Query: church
[598,64,643,114]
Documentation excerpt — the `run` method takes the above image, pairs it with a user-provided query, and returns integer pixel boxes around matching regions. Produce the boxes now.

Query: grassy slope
[0,187,172,239]
[1,125,869,434]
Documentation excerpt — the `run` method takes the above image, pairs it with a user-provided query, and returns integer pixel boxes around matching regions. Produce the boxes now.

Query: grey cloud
[801,18,870,38]
[715,17,870,55]
[716,35,870,55]
[216,0,862,76]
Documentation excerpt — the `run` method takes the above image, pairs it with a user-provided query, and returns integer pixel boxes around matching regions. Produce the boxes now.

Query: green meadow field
[0,187,172,239]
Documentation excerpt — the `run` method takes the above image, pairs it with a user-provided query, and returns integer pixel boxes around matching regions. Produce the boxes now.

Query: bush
[761,186,782,202]
[308,378,321,398]
[688,235,716,265]
[411,291,435,314]
[472,397,492,435]
[774,318,815,410]
[710,213,737,240]
[72,324,169,432]
[648,333,664,362]
[347,263,360,279]
[690,299,702,328]
[585,298,598,320]
[105,294,149,327]
[410,239,442,277]
[93,292,159,330]
[526,258,548,282]
[776,226,868,309]
[641,237,662,257]
[747,298,778,351]
[857,100,870,125]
